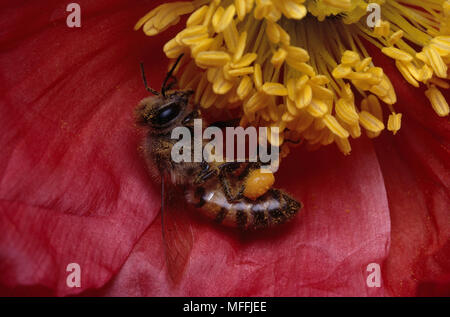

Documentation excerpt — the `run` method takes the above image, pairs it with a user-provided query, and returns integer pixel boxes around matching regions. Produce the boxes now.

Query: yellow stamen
[387,113,402,135]
[136,0,449,160]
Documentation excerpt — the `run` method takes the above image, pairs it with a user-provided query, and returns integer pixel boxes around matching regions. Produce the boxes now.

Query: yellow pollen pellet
[387,113,402,135]
[425,85,450,117]
[196,51,231,68]
[359,111,385,133]
[243,168,275,200]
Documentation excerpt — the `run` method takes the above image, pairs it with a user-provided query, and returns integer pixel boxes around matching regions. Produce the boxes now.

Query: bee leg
[226,162,263,201]
[194,162,219,185]
[218,162,257,202]
[238,162,261,181]
[218,172,244,202]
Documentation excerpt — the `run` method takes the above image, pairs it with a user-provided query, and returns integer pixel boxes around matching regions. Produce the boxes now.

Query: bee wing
[161,177,194,284]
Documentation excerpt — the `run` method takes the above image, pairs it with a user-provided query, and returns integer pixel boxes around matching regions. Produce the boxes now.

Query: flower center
[136,0,449,158]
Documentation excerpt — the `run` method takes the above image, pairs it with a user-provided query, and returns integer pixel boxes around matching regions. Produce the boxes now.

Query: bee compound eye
[151,103,181,126]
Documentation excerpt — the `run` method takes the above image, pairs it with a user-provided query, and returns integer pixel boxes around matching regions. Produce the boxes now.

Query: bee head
[135,90,194,132]
[136,54,195,133]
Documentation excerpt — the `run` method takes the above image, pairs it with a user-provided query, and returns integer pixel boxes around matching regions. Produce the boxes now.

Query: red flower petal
[1,0,447,297]
[0,0,176,296]
[369,49,450,296]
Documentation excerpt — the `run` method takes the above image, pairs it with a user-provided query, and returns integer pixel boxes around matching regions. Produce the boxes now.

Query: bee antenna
[140,62,160,96]
[161,54,184,97]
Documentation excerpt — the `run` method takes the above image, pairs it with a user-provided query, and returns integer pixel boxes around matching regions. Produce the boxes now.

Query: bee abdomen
[186,186,302,230]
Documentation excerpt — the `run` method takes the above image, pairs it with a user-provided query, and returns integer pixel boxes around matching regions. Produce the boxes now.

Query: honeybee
[136,55,302,281]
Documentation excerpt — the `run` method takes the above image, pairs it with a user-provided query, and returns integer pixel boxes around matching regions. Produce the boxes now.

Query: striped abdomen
[185,183,302,230]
